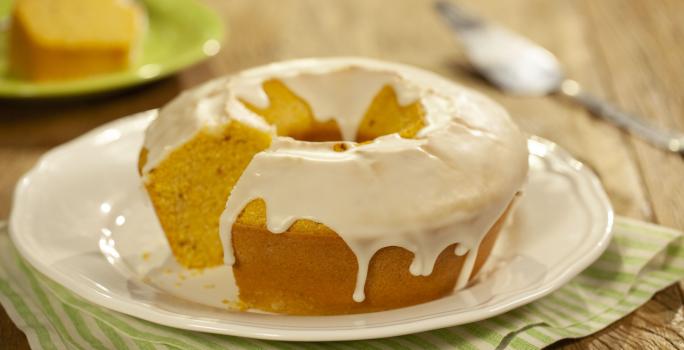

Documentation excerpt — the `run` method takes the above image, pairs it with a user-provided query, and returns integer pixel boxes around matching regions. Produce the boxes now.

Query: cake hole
[241,80,426,144]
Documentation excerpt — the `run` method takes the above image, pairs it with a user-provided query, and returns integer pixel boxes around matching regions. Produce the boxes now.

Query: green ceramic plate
[0,0,224,98]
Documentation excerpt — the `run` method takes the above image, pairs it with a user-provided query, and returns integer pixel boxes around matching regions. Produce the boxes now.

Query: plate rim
[0,0,224,99]
[9,112,614,341]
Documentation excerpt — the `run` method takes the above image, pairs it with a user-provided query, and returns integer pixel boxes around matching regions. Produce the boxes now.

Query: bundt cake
[139,58,529,315]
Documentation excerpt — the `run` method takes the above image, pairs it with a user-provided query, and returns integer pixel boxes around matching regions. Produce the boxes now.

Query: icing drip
[455,242,481,289]
[218,133,514,301]
[143,58,529,303]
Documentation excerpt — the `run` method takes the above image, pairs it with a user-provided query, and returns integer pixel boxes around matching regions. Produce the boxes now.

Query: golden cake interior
[141,79,509,314]
[9,0,142,81]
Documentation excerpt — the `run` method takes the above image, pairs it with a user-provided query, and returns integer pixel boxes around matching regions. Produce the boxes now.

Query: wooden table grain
[2,0,683,349]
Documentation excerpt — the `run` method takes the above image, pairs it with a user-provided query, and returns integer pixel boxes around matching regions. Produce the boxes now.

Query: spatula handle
[559,80,684,155]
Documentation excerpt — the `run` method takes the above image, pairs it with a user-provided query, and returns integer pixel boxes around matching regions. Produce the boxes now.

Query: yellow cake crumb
[9,0,144,81]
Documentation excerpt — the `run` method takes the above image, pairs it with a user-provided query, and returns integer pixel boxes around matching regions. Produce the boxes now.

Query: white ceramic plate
[10,111,613,341]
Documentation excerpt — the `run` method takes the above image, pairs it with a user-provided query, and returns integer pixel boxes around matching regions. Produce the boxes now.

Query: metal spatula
[435,1,684,155]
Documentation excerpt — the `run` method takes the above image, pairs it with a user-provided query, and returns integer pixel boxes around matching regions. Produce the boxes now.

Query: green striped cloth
[1,217,683,350]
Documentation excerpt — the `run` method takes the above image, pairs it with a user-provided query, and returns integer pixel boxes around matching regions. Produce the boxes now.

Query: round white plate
[10,111,613,341]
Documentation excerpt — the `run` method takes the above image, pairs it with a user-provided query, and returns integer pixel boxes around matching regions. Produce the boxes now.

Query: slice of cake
[8,0,145,81]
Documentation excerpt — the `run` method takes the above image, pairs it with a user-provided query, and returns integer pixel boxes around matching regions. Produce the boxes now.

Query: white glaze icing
[236,68,420,141]
[141,77,272,175]
[142,57,529,303]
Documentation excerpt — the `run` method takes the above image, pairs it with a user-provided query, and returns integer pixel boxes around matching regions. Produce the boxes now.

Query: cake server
[435,1,684,155]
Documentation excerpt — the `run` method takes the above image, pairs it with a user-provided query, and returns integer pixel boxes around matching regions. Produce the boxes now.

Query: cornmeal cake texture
[9,0,144,81]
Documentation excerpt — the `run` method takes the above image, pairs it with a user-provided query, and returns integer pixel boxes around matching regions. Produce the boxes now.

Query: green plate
[0,0,224,98]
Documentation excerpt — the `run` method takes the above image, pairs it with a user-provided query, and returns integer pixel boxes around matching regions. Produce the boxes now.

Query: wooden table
[2,0,683,348]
